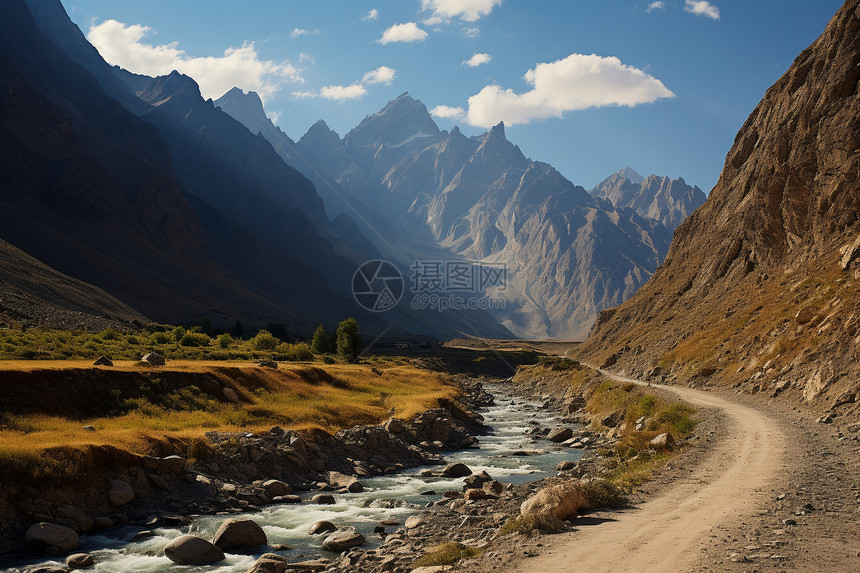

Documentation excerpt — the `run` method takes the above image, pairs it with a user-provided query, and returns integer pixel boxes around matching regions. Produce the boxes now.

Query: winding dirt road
[509,367,786,573]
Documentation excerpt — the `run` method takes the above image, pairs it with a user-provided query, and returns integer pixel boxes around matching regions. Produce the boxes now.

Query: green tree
[336,318,361,362]
[311,324,332,354]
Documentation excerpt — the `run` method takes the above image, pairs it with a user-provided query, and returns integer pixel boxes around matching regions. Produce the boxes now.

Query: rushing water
[3,384,582,572]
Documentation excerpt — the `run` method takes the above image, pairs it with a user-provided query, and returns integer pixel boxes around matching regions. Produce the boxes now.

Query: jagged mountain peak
[299,119,342,148]
[137,70,202,107]
[346,93,440,151]
[615,166,645,184]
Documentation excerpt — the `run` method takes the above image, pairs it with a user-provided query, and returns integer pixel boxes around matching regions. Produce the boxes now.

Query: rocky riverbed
[1,374,623,573]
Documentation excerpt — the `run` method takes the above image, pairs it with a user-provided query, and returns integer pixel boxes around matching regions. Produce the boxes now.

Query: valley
[1,0,859,571]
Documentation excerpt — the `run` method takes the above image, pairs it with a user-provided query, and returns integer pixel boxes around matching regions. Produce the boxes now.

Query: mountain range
[1,0,709,341]
[216,91,705,339]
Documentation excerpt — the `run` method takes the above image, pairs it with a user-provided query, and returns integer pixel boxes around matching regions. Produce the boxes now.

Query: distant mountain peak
[615,166,645,184]
[489,121,506,139]
[138,70,202,107]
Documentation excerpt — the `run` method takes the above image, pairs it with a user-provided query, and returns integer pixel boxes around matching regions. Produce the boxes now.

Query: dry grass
[0,362,457,481]
[412,542,484,567]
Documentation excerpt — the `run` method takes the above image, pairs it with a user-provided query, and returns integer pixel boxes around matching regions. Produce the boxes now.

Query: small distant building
[394,341,411,349]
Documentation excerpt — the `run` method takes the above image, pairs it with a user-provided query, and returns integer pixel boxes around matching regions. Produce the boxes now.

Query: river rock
[556,460,577,472]
[25,523,78,552]
[464,489,487,501]
[650,433,676,450]
[212,518,267,551]
[164,534,225,565]
[328,471,364,493]
[108,479,135,507]
[272,495,301,504]
[482,480,505,496]
[404,515,426,529]
[66,553,94,569]
[601,411,624,428]
[321,529,365,553]
[521,481,586,521]
[223,387,241,404]
[440,463,471,478]
[384,418,405,433]
[308,521,337,535]
[311,493,335,505]
[57,505,94,533]
[547,427,573,442]
[262,479,291,497]
[463,471,492,490]
[147,473,170,491]
[257,360,278,369]
[141,352,165,366]
[245,552,288,573]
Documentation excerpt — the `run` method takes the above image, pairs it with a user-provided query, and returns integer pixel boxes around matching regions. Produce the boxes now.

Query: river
[4,384,583,572]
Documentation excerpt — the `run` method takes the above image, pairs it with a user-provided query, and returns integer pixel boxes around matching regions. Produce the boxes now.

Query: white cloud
[430,105,465,120]
[464,53,675,128]
[421,0,502,24]
[87,19,302,101]
[320,83,368,101]
[684,0,720,20]
[462,26,481,38]
[292,90,317,99]
[378,22,428,44]
[290,27,319,39]
[646,2,666,13]
[363,9,379,21]
[295,65,395,101]
[269,111,282,125]
[362,65,397,85]
[463,52,491,67]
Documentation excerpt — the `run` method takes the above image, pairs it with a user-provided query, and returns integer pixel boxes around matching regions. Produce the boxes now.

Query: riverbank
[0,355,519,567]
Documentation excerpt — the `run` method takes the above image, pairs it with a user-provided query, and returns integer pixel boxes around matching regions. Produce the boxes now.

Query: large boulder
[141,352,165,366]
[92,356,113,367]
[245,553,288,573]
[520,481,587,521]
[440,463,471,478]
[308,521,337,535]
[262,479,291,497]
[311,493,335,505]
[211,518,267,551]
[108,479,135,507]
[650,433,676,450]
[547,427,573,442]
[164,535,225,565]
[57,505,94,533]
[25,523,78,552]
[66,553,95,569]
[328,472,364,493]
[321,528,365,553]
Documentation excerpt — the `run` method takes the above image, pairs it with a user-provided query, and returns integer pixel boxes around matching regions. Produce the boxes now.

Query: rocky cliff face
[581,0,860,410]
[591,169,707,232]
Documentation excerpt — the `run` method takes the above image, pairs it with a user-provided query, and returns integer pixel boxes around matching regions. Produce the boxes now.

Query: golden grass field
[0,360,458,475]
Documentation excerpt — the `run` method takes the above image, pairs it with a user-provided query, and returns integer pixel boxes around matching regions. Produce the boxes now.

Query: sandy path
[508,367,786,573]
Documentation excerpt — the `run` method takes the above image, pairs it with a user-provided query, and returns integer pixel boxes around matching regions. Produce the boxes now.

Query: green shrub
[538,355,580,371]
[98,328,119,341]
[657,402,697,437]
[216,333,233,349]
[172,326,186,342]
[251,329,278,351]
[412,542,484,567]
[149,332,172,345]
[274,342,314,362]
[498,513,564,535]
[179,332,210,347]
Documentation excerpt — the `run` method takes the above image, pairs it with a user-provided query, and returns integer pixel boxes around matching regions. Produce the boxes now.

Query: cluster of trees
[312,318,361,362]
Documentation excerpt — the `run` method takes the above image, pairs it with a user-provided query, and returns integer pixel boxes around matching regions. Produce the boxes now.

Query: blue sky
[65,0,842,191]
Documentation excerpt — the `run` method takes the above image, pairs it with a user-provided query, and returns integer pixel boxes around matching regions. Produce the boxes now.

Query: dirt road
[508,367,786,573]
